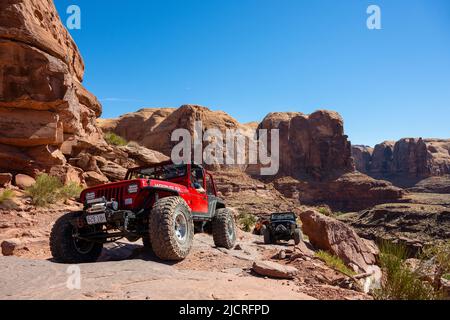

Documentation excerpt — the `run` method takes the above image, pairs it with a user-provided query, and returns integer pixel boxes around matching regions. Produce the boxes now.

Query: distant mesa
[352,138,450,192]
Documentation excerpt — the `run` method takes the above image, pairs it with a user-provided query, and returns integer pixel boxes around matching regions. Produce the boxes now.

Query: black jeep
[261,212,302,245]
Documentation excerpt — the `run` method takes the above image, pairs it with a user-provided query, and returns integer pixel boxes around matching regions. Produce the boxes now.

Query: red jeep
[50,161,237,262]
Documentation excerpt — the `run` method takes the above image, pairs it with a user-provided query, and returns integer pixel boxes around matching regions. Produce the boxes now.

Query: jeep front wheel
[212,208,236,249]
[50,212,103,263]
[294,228,303,245]
[149,196,194,261]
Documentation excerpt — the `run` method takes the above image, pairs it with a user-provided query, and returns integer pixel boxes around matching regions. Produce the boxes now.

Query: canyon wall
[352,138,450,189]
[0,0,102,176]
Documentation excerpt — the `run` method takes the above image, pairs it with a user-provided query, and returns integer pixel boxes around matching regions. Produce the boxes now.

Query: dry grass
[374,241,437,300]
[26,174,82,207]
[315,250,356,277]
[104,132,127,146]
[237,213,258,232]
[0,189,14,204]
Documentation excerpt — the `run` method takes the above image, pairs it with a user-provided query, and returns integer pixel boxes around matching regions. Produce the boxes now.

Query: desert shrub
[0,189,14,204]
[315,250,356,277]
[317,206,332,216]
[374,241,436,300]
[60,182,83,200]
[238,213,257,232]
[104,132,127,146]
[26,174,82,207]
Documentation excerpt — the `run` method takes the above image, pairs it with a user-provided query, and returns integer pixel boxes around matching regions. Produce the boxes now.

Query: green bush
[443,274,450,281]
[0,189,14,204]
[26,174,82,207]
[315,250,356,277]
[238,213,258,232]
[60,182,83,200]
[104,132,127,146]
[317,206,332,216]
[374,241,436,300]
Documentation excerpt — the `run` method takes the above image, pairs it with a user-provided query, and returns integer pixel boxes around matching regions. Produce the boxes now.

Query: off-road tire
[142,233,153,252]
[212,208,236,249]
[294,228,303,245]
[50,211,103,263]
[262,225,272,244]
[149,196,194,261]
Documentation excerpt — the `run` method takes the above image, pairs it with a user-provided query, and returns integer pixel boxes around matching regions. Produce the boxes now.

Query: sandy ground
[0,198,370,300]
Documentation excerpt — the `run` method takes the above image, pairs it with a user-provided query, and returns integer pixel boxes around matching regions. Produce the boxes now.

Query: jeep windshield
[271,213,295,221]
[127,164,187,181]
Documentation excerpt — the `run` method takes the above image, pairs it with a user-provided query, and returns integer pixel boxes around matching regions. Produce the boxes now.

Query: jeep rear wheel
[149,196,194,261]
[50,212,103,263]
[262,225,272,244]
[212,208,236,249]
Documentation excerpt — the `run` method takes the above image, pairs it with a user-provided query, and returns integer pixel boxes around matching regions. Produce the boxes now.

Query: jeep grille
[95,186,125,205]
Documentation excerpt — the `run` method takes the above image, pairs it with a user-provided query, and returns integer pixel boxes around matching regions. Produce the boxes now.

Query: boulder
[299,210,378,273]
[0,173,12,187]
[252,260,298,279]
[14,174,35,189]
[49,165,84,185]
[119,144,169,166]
[1,239,23,256]
[95,157,128,182]
[83,171,109,187]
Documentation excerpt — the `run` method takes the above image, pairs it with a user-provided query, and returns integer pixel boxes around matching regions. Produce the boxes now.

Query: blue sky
[55,0,450,146]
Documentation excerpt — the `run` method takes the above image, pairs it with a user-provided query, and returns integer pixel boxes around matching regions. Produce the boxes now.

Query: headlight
[109,201,119,211]
[128,184,138,194]
[86,192,96,200]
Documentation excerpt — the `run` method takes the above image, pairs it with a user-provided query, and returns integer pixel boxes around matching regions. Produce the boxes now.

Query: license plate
[86,213,107,225]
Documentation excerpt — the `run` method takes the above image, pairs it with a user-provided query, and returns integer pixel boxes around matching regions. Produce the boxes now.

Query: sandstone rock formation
[256,111,354,180]
[100,107,403,211]
[98,105,256,166]
[352,145,373,174]
[353,138,450,189]
[252,111,403,210]
[273,172,403,211]
[350,202,450,251]
[299,210,379,273]
[0,0,102,177]
[66,140,169,186]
